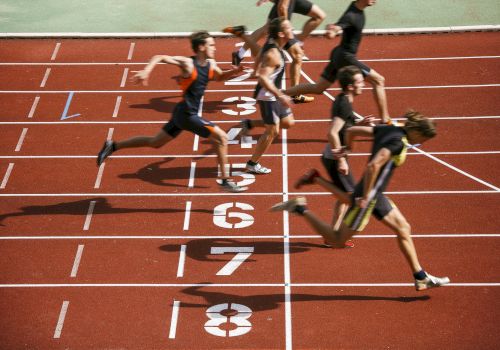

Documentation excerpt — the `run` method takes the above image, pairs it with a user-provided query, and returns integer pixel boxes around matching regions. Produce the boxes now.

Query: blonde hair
[403,110,437,138]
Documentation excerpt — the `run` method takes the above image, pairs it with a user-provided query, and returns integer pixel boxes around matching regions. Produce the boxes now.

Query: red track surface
[1,32,500,349]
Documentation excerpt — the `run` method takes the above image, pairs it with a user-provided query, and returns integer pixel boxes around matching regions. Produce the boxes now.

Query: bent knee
[281,119,295,129]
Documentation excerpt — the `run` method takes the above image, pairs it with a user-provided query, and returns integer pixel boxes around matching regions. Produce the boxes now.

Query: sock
[294,205,307,215]
[247,160,257,166]
[237,47,248,59]
[413,270,427,280]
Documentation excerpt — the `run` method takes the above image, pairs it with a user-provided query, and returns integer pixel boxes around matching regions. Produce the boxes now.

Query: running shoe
[270,196,307,213]
[218,179,248,193]
[97,140,114,166]
[292,95,315,104]
[415,272,450,291]
[323,239,355,248]
[294,168,320,189]
[246,161,271,174]
[222,25,247,37]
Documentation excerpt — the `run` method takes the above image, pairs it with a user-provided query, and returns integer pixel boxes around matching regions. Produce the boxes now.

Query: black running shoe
[97,140,114,166]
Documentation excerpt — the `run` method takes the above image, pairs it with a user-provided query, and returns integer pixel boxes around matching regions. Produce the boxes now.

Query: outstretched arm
[211,60,246,81]
[359,148,391,208]
[131,55,193,86]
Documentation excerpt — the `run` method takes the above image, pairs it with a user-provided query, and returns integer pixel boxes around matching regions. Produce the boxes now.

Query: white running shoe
[415,272,450,291]
[246,162,271,174]
[270,196,307,213]
[218,179,248,193]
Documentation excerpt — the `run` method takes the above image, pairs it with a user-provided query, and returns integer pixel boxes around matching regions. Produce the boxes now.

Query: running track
[0,32,499,349]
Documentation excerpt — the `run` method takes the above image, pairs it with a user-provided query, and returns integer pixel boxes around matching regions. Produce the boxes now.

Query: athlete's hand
[256,0,270,6]
[332,146,349,160]
[130,70,150,86]
[278,94,292,109]
[325,24,339,40]
[357,114,376,126]
[337,157,349,175]
[355,197,369,209]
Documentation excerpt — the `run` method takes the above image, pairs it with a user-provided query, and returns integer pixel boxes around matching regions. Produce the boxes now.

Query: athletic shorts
[321,155,355,192]
[321,47,371,83]
[284,37,300,51]
[343,193,396,231]
[163,103,216,138]
[268,0,313,20]
[258,100,292,125]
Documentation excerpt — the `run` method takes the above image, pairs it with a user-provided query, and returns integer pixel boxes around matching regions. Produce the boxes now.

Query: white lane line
[27,96,40,118]
[183,201,192,231]
[168,300,181,339]
[50,42,61,61]
[112,96,122,118]
[127,42,136,60]
[176,245,187,278]
[40,68,51,87]
[94,163,105,189]
[0,163,15,189]
[188,161,196,188]
[413,146,500,191]
[1,283,498,288]
[83,200,96,230]
[14,128,28,152]
[192,135,199,151]
[120,68,129,87]
[3,83,500,94]
[1,55,499,66]
[70,245,84,277]
[53,300,69,338]
[106,127,115,141]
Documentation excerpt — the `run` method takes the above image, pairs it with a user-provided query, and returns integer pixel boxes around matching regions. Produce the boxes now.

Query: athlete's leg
[296,4,326,42]
[302,209,355,248]
[208,126,230,179]
[250,123,279,164]
[380,207,422,273]
[287,43,304,87]
[366,69,390,123]
[115,129,174,150]
[284,76,331,97]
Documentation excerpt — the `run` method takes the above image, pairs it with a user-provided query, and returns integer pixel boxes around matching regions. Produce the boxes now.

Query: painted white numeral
[211,247,254,275]
[218,163,255,187]
[224,72,257,86]
[213,202,254,229]
[205,303,252,337]
[222,96,257,116]
[227,128,257,149]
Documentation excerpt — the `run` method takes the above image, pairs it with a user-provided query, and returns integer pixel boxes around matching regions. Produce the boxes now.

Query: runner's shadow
[159,238,327,262]
[118,158,219,188]
[0,197,212,226]
[179,285,431,312]
[129,95,234,114]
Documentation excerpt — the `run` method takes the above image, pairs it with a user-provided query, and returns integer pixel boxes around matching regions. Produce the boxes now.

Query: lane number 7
[210,247,254,275]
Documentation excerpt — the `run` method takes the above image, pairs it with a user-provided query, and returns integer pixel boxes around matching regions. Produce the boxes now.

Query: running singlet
[177,57,214,114]
[336,1,365,54]
[254,41,286,101]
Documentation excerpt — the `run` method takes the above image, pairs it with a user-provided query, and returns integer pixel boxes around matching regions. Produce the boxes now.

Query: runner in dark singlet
[96,31,247,192]
[284,0,391,124]
[272,111,450,291]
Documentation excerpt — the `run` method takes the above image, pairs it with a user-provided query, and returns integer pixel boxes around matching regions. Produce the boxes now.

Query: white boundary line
[183,201,192,231]
[0,190,498,197]
[70,244,85,277]
[168,300,181,339]
[0,233,499,240]
[0,163,15,189]
[1,25,499,38]
[120,68,129,87]
[127,42,135,60]
[1,283,498,288]
[176,245,187,278]
[83,200,96,231]
[111,96,122,118]
[27,96,40,118]
[14,128,28,152]
[50,43,61,61]
[53,300,70,338]
[39,68,51,87]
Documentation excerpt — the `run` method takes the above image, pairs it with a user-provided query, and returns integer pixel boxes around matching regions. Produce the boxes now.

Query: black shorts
[343,193,396,231]
[163,103,216,138]
[258,100,292,125]
[321,47,371,83]
[321,155,355,192]
[268,0,313,20]
[284,37,300,51]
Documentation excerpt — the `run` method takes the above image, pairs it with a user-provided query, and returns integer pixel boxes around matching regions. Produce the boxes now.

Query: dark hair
[404,110,437,138]
[190,30,211,52]
[337,65,362,91]
[268,17,286,40]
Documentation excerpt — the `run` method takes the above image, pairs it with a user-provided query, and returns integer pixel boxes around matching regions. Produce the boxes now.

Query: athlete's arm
[325,23,343,39]
[328,117,349,175]
[343,126,373,151]
[211,60,246,81]
[131,55,193,86]
[359,148,391,208]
